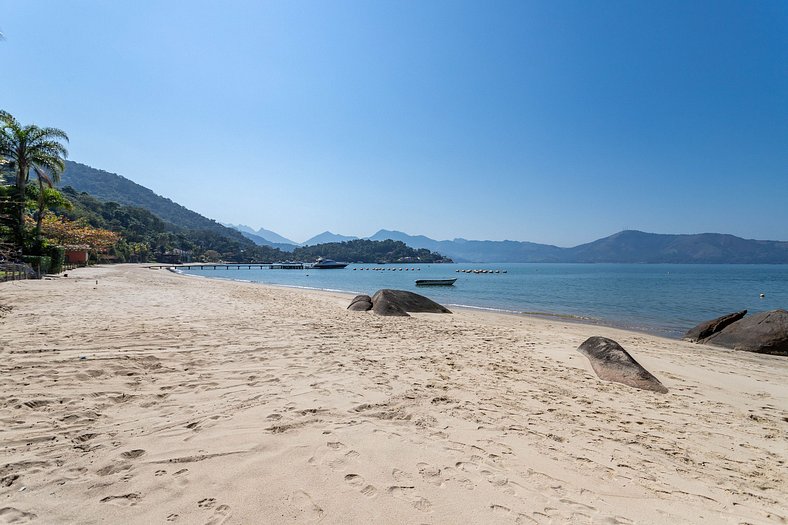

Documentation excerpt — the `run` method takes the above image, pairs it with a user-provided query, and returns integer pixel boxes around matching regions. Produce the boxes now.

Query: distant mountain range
[302,231,359,246]
[221,224,300,252]
[223,224,299,245]
[231,226,788,264]
[60,160,788,264]
[368,229,788,263]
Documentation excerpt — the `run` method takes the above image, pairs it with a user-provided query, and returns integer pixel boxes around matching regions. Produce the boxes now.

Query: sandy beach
[0,264,785,524]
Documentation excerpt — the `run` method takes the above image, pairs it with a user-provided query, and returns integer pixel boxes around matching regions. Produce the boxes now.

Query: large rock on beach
[684,310,747,342]
[347,295,373,312]
[702,309,788,356]
[577,336,668,393]
[369,289,452,317]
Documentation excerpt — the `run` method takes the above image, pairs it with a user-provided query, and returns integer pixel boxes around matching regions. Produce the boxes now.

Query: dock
[147,263,307,270]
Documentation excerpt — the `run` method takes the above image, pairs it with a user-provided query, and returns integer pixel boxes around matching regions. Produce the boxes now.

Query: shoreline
[172,266,689,339]
[1,264,785,524]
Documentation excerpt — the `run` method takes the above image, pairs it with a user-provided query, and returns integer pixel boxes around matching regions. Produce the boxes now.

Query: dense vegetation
[58,187,452,263]
[53,160,453,264]
[60,161,243,237]
[58,187,283,263]
[292,239,451,263]
[0,110,69,257]
[2,112,452,266]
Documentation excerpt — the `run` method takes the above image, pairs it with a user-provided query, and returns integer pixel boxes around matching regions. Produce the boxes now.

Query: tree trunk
[35,177,44,245]
[14,161,27,249]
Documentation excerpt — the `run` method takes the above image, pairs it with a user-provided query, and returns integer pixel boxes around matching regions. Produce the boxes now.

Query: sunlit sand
[1,265,785,524]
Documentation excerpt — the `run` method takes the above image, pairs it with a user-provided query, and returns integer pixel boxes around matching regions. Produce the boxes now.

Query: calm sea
[178,263,788,338]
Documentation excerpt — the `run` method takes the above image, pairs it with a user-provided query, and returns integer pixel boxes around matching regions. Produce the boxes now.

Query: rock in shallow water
[683,310,747,342]
[577,336,668,393]
[702,309,788,356]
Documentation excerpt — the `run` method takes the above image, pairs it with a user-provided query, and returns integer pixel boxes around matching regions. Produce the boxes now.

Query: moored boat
[415,278,457,286]
[312,257,349,269]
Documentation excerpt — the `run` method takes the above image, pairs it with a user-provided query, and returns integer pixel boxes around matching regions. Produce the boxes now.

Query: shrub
[47,245,66,273]
[21,255,52,277]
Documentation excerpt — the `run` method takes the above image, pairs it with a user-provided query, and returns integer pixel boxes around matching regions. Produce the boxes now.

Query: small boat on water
[415,278,457,286]
[312,257,349,269]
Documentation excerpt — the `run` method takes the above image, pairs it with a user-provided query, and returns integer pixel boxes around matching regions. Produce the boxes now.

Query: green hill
[60,161,235,235]
[55,161,451,264]
[292,239,451,263]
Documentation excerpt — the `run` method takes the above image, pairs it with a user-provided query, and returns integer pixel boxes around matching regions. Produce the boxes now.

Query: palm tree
[0,111,69,249]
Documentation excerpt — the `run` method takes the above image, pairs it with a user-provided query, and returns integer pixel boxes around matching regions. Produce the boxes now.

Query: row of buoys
[456,269,507,274]
[353,267,421,271]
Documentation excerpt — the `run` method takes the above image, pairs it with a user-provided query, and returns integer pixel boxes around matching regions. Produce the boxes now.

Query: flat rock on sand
[370,289,452,317]
[577,336,668,393]
[347,295,373,311]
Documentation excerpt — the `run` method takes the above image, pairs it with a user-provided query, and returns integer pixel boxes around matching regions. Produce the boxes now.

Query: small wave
[448,304,522,315]
[281,284,360,294]
[518,310,596,322]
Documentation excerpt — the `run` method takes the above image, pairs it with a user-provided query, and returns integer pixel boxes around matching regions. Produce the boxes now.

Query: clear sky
[2,1,786,246]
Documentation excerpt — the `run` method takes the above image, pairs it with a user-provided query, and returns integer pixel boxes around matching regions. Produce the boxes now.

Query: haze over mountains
[60,161,788,264]
[228,226,788,264]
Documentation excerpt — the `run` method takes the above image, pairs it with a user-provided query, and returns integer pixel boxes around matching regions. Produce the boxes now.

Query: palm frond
[33,166,54,188]
[0,110,17,126]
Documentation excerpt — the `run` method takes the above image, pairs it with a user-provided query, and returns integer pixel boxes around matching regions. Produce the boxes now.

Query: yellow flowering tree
[38,215,120,252]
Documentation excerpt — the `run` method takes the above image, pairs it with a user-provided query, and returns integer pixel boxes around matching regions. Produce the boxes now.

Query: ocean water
[178,263,788,338]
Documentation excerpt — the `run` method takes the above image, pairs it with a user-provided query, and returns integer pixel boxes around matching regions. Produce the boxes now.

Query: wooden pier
[147,263,307,271]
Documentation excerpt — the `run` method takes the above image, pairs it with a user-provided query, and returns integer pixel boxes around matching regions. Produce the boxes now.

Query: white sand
[0,264,785,524]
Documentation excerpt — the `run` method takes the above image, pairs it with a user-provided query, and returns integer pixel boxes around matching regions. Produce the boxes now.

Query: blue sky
[2,0,786,246]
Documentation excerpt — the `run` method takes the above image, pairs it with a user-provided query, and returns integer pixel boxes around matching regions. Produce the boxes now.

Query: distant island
[58,160,788,265]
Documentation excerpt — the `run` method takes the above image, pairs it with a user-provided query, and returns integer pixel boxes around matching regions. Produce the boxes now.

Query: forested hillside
[60,161,243,238]
[59,187,283,262]
[292,239,451,263]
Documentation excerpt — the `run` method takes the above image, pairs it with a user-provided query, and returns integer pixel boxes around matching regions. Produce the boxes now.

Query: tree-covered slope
[292,239,451,263]
[59,187,284,262]
[565,230,788,263]
[60,161,236,236]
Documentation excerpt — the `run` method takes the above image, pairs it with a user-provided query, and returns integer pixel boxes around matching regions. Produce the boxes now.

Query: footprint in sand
[344,474,378,497]
[96,463,132,476]
[308,442,359,471]
[121,449,146,459]
[391,469,414,483]
[204,504,231,525]
[490,504,512,517]
[198,498,216,509]
[290,491,324,522]
[172,468,189,487]
[416,462,444,486]
[387,486,432,512]
[0,507,37,524]
[99,493,141,506]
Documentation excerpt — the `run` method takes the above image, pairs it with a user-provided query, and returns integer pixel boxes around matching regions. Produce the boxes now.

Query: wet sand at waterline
[0,264,785,524]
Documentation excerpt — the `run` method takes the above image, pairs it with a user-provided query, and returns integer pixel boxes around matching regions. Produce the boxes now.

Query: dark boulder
[369,289,452,317]
[577,336,668,393]
[684,310,747,342]
[702,309,788,356]
[372,298,410,317]
[347,295,373,312]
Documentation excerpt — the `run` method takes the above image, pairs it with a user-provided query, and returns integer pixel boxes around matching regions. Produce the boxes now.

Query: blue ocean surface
[178,263,788,338]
